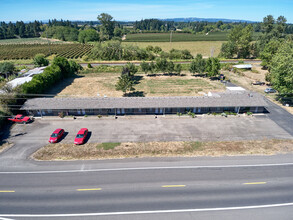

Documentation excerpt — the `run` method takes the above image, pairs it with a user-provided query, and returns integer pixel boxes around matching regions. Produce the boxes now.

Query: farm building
[21,91,268,117]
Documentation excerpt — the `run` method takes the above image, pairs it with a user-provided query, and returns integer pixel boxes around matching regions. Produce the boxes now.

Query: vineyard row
[0,44,93,60]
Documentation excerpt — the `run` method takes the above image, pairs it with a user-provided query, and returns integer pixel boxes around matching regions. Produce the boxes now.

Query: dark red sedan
[74,128,88,145]
[49,129,65,143]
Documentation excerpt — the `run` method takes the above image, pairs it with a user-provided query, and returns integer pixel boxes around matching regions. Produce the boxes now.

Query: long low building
[21,92,268,117]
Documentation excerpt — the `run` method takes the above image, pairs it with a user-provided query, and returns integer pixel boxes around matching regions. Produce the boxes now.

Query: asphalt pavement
[0,162,293,219]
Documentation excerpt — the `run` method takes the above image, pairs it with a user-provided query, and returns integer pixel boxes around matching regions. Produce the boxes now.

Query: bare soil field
[33,139,293,161]
[53,72,225,98]
[122,41,224,57]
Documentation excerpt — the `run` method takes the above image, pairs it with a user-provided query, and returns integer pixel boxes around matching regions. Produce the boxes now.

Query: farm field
[124,32,262,42]
[124,32,228,42]
[122,41,224,57]
[0,37,65,44]
[0,43,93,60]
[51,71,225,98]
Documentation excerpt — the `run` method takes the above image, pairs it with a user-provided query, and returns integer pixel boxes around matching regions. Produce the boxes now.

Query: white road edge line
[1,203,293,217]
[1,163,293,174]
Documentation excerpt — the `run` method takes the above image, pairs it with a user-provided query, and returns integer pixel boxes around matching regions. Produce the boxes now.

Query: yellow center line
[77,188,102,191]
[162,185,186,188]
[243,182,267,185]
[0,190,15,193]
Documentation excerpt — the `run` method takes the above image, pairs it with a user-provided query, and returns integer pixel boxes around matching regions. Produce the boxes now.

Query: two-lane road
[1,163,293,218]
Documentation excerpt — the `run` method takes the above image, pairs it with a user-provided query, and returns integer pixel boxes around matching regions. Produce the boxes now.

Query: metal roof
[21,92,268,110]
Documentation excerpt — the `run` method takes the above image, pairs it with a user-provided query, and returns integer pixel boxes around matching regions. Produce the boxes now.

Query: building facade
[21,92,268,117]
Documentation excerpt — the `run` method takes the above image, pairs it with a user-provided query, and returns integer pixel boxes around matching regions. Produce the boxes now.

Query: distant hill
[162,17,256,23]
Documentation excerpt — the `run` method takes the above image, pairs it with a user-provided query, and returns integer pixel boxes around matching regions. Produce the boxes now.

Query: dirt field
[33,139,293,161]
[122,41,224,57]
[53,72,225,98]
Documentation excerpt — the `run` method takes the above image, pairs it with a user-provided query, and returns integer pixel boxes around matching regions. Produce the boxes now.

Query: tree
[260,39,282,69]
[269,42,293,94]
[0,62,15,77]
[174,64,182,75]
[219,41,236,59]
[155,58,168,73]
[33,54,49,67]
[149,61,156,73]
[98,13,115,39]
[189,54,206,74]
[205,58,220,77]
[69,60,83,73]
[115,74,134,94]
[78,29,99,43]
[122,63,138,77]
[262,15,275,34]
[113,27,123,37]
[140,62,150,74]
[220,25,253,58]
[52,56,71,77]
[167,61,174,74]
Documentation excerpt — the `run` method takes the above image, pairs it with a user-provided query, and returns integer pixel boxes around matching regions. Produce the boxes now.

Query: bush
[58,112,64,118]
[33,54,49,67]
[0,62,15,76]
[87,63,93,68]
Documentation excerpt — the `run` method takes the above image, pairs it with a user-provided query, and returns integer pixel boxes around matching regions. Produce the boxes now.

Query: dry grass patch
[0,142,13,154]
[33,139,293,161]
[122,41,225,57]
[54,72,225,98]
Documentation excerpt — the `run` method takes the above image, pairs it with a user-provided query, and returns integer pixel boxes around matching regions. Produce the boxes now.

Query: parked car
[74,128,88,145]
[252,81,265,85]
[264,88,277,93]
[8,114,32,124]
[49,128,65,143]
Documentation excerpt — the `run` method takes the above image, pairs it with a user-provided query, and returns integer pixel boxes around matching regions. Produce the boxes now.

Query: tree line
[90,40,193,61]
[115,56,221,95]
[0,21,42,39]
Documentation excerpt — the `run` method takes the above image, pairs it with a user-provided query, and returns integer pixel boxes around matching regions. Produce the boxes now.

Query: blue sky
[1,0,292,23]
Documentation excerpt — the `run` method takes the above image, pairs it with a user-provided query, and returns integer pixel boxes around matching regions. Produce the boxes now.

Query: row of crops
[0,44,93,60]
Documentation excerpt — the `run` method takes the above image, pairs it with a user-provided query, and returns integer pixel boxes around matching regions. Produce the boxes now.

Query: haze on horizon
[1,0,292,23]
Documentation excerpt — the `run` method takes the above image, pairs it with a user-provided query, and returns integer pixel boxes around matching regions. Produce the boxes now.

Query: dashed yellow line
[243,182,267,185]
[0,190,15,193]
[77,188,102,191]
[162,185,186,188]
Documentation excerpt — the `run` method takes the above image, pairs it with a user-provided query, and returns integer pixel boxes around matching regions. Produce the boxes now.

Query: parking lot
[0,113,292,167]
[9,115,293,143]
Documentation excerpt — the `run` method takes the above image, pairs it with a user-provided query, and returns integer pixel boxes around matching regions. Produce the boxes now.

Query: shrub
[58,112,64,118]
[247,112,253,116]
[87,63,93,68]
[33,54,49,67]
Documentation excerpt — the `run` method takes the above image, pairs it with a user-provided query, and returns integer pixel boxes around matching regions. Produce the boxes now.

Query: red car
[74,128,88,145]
[8,114,32,124]
[49,129,65,143]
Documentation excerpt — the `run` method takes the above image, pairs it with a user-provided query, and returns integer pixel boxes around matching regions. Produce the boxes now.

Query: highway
[1,159,293,219]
